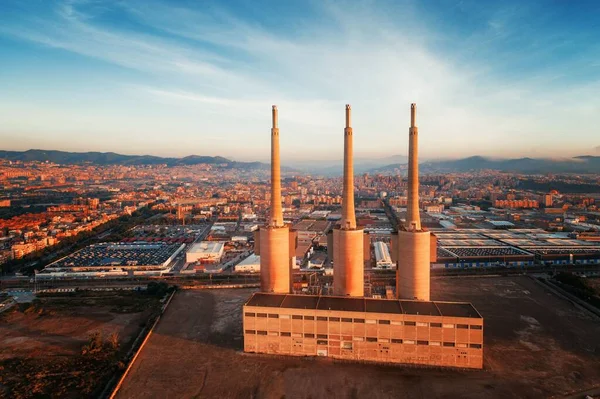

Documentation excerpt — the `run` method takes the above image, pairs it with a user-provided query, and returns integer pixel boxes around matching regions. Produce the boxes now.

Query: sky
[0,0,599,162]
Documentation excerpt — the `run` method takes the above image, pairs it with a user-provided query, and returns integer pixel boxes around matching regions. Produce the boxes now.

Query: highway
[2,263,599,291]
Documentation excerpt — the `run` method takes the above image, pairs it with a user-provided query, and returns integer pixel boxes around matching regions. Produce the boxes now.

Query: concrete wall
[259,226,290,293]
[396,230,431,301]
[243,305,483,369]
[332,228,364,297]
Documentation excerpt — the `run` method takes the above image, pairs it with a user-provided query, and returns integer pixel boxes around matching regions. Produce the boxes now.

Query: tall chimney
[405,103,421,231]
[395,103,430,301]
[270,105,284,227]
[259,105,291,294]
[332,104,364,297]
[341,104,356,230]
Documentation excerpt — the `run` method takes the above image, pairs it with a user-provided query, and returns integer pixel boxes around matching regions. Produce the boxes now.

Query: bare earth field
[0,291,160,398]
[116,277,600,399]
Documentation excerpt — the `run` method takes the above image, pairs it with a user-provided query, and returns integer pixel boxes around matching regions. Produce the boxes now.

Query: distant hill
[0,149,290,171]
[286,154,408,175]
[370,155,600,174]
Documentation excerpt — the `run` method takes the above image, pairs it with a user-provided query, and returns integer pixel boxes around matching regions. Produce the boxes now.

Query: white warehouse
[374,241,394,269]
[234,253,260,273]
[186,241,225,263]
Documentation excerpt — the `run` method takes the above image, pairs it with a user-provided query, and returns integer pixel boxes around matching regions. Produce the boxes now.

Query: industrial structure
[391,104,435,301]
[244,293,483,369]
[331,105,366,297]
[254,106,297,293]
[244,104,484,369]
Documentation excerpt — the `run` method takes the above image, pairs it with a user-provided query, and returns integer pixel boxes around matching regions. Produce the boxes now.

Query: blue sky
[1,0,599,161]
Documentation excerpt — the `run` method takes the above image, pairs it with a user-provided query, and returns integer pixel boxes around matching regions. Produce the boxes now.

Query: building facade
[243,293,483,369]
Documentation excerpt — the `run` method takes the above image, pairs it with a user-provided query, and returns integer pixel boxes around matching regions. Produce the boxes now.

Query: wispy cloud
[0,0,599,159]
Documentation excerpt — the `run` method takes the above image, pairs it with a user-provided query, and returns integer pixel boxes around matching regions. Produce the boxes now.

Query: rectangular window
[365,319,376,324]
[404,321,416,326]
[470,343,482,349]
[304,315,315,320]
[268,331,278,336]
[378,338,389,343]
[417,340,429,346]
[366,337,377,342]
[268,314,279,319]
[342,342,353,350]
[280,314,290,319]
[341,317,353,323]
[470,325,482,330]
[391,338,403,344]
[456,343,468,348]
[257,330,267,336]
[391,320,402,325]
[292,333,302,338]
[281,332,291,337]
[304,333,315,338]
[257,313,267,318]
[354,318,365,323]
[430,341,441,346]
[416,322,428,327]
[317,340,328,345]
[317,316,327,321]
[244,312,255,317]
[329,317,340,322]
[442,323,454,329]
[404,339,415,345]
[316,334,327,339]
[443,342,455,347]
[379,320,391,325]
[430,322,442,328]
[292,315,302,320]
[457,324,469,329]
[353,337,364,342]
[245,330,256,334]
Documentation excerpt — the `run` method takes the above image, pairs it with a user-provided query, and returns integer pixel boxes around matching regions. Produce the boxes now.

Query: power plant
[244,104,484,369]
[391,103,435,301]
[331,105,365,297]
[253,105,297,294]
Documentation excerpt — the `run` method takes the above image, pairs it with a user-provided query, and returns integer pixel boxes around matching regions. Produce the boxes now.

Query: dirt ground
[116,277,600,399]
[0,291,160,398]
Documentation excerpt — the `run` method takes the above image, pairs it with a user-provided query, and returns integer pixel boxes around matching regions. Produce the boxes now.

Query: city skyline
[1,0,600,160]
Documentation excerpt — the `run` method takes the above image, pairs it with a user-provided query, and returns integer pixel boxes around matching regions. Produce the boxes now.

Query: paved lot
[117,277,600,399]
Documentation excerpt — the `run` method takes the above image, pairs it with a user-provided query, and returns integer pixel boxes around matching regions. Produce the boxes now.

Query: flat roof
[188,241,224,254]
[246,293,481,318]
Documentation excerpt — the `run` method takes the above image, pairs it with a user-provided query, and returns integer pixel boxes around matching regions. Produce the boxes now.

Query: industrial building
[374,241,394,269]
[244,293,483,369]
[390,103,433,302]
[244,104,484,370]
[39,242,185,278]
[253,106,298,294]
[186,241,225,263]
[234,253,260,273]
[432,229,600,268]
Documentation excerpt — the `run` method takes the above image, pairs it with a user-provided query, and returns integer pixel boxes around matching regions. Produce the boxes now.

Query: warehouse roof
[246,293,481,318]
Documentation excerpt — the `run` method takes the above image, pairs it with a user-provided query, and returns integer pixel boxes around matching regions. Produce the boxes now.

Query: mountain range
[0,149,277,171]
[1,150,599,175]
[371,155,600,174]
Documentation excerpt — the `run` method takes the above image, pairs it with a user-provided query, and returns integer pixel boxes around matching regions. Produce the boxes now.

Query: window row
[244,330,482,349]
[244,313,482,330]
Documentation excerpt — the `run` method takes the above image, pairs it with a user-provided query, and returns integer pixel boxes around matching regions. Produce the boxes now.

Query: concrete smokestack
[396,103,430,301]
[333,104,364,297]
[341,104,357,230]
[406,103,421,231]
[259,105,291,293]
[269,105,284,228]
